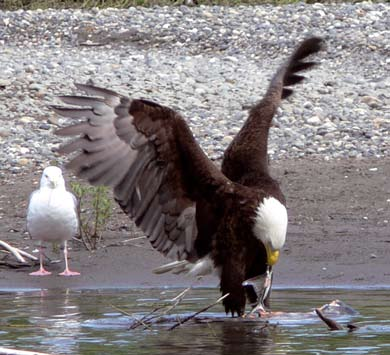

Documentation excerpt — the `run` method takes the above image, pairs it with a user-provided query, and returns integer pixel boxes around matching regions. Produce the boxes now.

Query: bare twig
[315,308,344,330]
[75,234,92,252]
[109,304,154,330]
[15,248,38,261]
[121,236,147,243]
[0,240,30,263]
[128,305,166,330]
[316,308,359,333]
[164,286,191,312]
[109,304,133,317]
[0,241,25,262]
[105,242,153,250]
[169,293,230,331]
[108,286,193,331]
[129,286,192,330]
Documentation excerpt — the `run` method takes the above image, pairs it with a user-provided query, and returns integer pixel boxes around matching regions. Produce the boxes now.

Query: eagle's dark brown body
[53,37,323,316]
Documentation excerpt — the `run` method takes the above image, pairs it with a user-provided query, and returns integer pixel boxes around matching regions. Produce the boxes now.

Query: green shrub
[71,182,112,251]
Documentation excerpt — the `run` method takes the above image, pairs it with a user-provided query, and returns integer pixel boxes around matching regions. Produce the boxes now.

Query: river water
[0,288,389,354]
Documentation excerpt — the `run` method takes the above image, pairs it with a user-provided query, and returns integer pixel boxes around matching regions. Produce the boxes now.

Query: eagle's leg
[242,266,273,317]
[220,262,246,317]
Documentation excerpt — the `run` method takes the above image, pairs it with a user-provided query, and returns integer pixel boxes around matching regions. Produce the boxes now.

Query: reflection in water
[220,321,274,355]
[0,288,389,355]
[18,289,82,354]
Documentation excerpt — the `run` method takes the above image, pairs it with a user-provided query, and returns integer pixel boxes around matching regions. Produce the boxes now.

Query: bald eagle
[53,37,323,316]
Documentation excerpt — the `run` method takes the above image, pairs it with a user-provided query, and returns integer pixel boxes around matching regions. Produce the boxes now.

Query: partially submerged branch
[110,286,193,330]
[315,308,359,332]
[169,293,230,331]
[135,286,192,328]
[315,308,343,330]
[116,294,358,332]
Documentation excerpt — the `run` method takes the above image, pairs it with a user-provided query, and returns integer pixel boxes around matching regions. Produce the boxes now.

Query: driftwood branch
[129,286,192,330]
[315,308,359,332]
[110,303,155,330]
[0,240,38,263]
[169,293,230,331]
[129,305,166,330]
[121,236,147,243]
[0,347,54,355]
[315,308,343,330]
[14,248,38,261]
[108,286,193,330]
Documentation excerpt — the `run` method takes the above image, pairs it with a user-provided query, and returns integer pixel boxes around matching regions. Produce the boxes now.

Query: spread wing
[222,37,323,184]
[53,83,230,262]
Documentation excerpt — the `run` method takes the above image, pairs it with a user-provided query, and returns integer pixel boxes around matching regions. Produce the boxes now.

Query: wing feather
[56,122,105,140]
[221,37,323,184]
[54,83,229,261]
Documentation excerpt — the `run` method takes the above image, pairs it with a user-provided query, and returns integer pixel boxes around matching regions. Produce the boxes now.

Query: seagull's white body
[27,166,80,276]
[27,186,78,243]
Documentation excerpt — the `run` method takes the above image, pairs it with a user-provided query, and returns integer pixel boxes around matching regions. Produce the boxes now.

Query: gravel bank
[0,3,389,176]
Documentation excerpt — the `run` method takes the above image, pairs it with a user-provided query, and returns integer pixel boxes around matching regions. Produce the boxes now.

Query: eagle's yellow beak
[265,244,280,266]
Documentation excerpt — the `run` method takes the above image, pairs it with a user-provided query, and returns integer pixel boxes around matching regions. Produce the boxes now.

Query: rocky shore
[0,2,389,176]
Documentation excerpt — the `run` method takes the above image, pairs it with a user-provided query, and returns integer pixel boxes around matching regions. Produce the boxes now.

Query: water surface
[0,288,389,354]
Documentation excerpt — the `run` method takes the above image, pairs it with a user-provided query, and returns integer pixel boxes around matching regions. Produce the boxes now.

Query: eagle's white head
[253,196,288,266]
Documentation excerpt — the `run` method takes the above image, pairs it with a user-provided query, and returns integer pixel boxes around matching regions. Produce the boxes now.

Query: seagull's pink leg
[30,244,51,276]
[59,240,80,276]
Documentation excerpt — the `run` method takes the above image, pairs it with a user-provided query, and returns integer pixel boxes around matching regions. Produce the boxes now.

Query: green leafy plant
[70,182,112,251]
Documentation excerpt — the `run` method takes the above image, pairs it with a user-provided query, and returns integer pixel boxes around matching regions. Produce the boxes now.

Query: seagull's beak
[49,178,58,189]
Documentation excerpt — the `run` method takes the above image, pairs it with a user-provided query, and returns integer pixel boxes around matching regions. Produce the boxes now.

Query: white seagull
[27,166,80,276]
